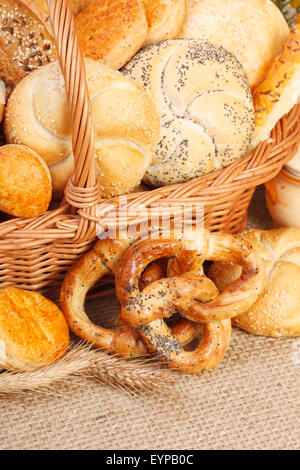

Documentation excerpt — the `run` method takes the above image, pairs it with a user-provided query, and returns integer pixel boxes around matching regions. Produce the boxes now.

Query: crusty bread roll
[252,23,300,149]
[123,39,254,187]
[5,58,160,198]
[180,0,289,89]
[0,144,52,218]
[0,0,56,95]
[208,228,300,337]
[0,287,69,371]
[0,80,5,123]
[75,0,148,70]
[142,0,186,46]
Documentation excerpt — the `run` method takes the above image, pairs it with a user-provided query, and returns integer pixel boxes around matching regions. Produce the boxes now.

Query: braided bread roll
[123,39,255,187]
[5,58,160,197]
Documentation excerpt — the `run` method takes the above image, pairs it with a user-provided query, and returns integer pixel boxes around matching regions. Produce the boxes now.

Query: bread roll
[75,0,148,70]
[0,0,56,95]
[142,0,186,46]
[123,39,254,187]
[0,144,52,218]
[208,228,300,337]
[5,58,160,198]
[0,80,5,123]
[252,23,300,149]
[0,287,69,371]
[180,0,290,89]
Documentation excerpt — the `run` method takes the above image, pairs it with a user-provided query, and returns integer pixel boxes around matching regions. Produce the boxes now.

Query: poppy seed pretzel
[60,234,202,357]
[116,232,232,373]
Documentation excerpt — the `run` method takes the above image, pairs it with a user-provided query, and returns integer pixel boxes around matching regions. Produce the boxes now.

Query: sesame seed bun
[252,23,300,149]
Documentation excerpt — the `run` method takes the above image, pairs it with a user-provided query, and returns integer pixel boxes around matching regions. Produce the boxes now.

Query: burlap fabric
[0,187,299,450]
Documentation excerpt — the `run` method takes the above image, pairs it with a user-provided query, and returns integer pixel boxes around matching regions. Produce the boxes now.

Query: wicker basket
[0,0,299,292]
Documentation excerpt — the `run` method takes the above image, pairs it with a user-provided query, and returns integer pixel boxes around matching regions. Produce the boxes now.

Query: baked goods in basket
[252,22,300,149]
[60,233,202,357]
[123,39,255,187]
[0,144,52,218]
[208,228,300,337]
[75,0,148,70]
[5,58,160,197]
[0,80,5,123]
[0,0,56,95]
[180,0,289,89]
[142,0,186,46]
[0,287,69,371]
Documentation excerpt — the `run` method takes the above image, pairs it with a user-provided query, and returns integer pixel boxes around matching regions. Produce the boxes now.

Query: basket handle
[46,0,100,242]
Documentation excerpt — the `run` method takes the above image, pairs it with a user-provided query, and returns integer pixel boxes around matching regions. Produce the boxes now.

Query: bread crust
[0,0,56,95]
[142,0,186,46]
[0,287,69,371]
[252,23,300,148]
[5,58,160,197]
[209,228,300,337]
[123,39,254,186]
[0,144,52,218]
[75,0,148,69]
[180,0,289,89]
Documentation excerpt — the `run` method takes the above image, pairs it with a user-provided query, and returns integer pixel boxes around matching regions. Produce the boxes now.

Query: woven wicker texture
[0,190,299,451]
[0,0,299,291]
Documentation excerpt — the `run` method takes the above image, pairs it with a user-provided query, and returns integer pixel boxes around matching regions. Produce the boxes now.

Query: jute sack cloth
[0,187,299,450]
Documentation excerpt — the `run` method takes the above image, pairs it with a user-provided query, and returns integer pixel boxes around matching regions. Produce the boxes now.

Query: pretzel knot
[60,235,202,357]
[116,230,264,373]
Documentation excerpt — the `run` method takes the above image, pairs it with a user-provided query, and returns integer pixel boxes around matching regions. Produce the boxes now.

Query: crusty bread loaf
[209,228,300,337]
[142,0,186,46]
[0,287,69,371]
[0,80,5,123]
[5,58,160,198]
[180,0,289,89]
[252,23,300,149]
[0,0,56,95]
[75,0,148,70]
[123,39,254,187]
[0,144,52,218]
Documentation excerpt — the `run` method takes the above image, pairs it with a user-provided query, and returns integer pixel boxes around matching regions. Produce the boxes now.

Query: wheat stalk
[0,342,176,399]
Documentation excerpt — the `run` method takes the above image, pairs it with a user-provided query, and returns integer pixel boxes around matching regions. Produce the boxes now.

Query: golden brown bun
[0,144,52,218]
[75,0,148,70]
[142,0,186,46]
[252,23,300,149]
[0,287,69,371]
[208,228,300,337]
[123,39,254,187]
[0,80,5,123]
[180,0,289,90]
[5,59,160,198]
[0,0,56,95]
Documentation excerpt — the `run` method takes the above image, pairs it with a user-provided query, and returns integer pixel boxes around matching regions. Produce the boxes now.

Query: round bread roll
[123,39,254,187]
[75,0,148,70]
[208,228,300,337]
[252,23,300,149]
[142,0,186,46]
[0,80,5,123]
[180,0,290,89]
[0,287,69,371]
[0,144,52,218]
[5,59,160,198]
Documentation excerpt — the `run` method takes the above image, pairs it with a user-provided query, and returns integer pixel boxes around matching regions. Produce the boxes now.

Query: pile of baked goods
[1,226,299,374]
[0,0,299,218]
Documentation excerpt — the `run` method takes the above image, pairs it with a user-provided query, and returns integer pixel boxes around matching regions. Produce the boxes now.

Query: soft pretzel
[123,39,254,187]
[117,230,264,326]
[209,228,300,337]
[60,234,202,356]
[116,230,232,373]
